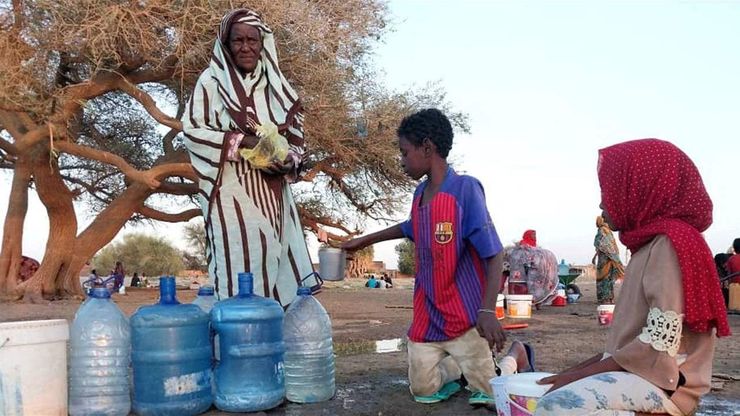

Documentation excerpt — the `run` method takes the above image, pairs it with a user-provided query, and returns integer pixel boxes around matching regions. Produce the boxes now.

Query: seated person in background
[383,273,393,288]
[130,272,141,288]
[726,238,740,284]
[365,275,378,288]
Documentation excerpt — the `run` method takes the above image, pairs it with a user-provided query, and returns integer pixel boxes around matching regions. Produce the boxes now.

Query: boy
[342,108,521,407]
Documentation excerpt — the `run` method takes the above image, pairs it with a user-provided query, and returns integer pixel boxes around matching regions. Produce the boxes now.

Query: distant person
[536,139,730,416]
[365,275,378,289]
[89,269,101,284]
[383,273,393,288]
[342,109,506,408]
[592,215,624,304]
[519,229,536,247]
[130,272,141,288]
[112,261,125,291]
[714,253,731,307]
[726,238,740,284]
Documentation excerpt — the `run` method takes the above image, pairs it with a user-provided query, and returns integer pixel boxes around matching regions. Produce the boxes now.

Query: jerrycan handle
[299,271,323,292]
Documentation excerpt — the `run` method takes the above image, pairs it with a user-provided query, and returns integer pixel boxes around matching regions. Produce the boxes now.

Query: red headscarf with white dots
[598,138,730,337]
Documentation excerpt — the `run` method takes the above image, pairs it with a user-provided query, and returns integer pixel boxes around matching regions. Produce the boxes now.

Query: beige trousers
[407,328,518,396]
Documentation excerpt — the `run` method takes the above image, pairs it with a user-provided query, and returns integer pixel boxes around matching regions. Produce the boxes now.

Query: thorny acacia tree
[0,0,467,302]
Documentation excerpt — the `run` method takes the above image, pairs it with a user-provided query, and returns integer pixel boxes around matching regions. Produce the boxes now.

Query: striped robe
[182,9,318,305]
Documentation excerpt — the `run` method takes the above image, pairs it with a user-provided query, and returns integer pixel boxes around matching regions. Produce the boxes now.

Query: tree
[94,233,184,277]
[0,0,467,302]
[346,245,374,279]
[182,220,207,271]
[395,239,415,275]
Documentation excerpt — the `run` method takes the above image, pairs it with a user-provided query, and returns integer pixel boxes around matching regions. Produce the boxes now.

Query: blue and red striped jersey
[400,168,503,342]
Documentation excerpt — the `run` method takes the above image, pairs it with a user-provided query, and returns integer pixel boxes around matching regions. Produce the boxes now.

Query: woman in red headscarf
[535,139,729,416]
[520,230,537,247]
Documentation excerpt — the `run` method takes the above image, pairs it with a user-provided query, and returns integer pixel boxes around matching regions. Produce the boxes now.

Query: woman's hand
[537,372,580,394]
[261,156,294,176]
[476,311,506,352]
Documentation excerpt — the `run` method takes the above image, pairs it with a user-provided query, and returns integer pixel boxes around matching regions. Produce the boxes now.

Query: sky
[1,0,739,269]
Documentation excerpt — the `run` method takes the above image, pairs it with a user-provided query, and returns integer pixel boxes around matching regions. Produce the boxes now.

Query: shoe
[522,342,536,372]
[468,391,495,408]
[413,380,463,404]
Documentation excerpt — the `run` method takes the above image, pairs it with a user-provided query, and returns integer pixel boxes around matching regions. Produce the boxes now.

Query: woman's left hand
[537,372,580,394]
[262,157,294,176]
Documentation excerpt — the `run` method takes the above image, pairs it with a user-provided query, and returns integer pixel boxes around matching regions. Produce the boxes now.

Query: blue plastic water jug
[130,276,212,416]
[283,286,335,403]
[192,284,217,313]
[211,272,285,412]
[68,287,131,416]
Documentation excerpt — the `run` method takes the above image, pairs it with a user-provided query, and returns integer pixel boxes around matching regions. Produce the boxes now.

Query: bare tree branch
[53,140,160,189]
[116,76,182,131]
[155,181,198,196]
[138,206,200,223]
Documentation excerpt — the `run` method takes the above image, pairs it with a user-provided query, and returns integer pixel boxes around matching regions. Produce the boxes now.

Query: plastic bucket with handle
[506,294,533,319]
[490,372,554,416]
[0,319,70,415]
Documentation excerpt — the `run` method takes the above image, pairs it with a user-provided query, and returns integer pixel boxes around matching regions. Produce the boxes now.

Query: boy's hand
[476,312,506,352]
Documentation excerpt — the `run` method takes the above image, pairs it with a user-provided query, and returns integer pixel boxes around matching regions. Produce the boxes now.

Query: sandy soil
[0,278,737,415]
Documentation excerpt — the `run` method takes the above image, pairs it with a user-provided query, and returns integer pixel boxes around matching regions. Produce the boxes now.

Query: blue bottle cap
[296,287,312,296]
[197,285,215,296]
[90,287,111,299]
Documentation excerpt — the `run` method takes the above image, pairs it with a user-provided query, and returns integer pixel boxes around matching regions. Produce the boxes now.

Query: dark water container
[130,276,212,416]
[68,287,131,416]
[211,272,285,412]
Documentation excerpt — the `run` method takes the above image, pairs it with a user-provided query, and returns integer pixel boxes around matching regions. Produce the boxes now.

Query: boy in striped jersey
[343,109,532,408]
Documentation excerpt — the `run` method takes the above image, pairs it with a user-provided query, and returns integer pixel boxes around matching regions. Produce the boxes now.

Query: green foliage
[395,239,415,275]
[94,233,185,277]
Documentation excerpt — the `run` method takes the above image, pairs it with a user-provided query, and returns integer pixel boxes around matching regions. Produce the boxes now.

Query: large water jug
[283,286,335,403]
[130,276,212,416]
[68,287,131,416]
[192,284,219,360]
[192,284,217,312]
[211,272,285,412]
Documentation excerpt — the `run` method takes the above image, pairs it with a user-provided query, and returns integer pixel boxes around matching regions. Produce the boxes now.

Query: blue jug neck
[237,272,254,297]
[90,287,111,299]
[159,276,180,305]
[296,287,312,296]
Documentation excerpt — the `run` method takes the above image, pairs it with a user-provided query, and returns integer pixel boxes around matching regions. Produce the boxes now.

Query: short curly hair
[396,108,453,158]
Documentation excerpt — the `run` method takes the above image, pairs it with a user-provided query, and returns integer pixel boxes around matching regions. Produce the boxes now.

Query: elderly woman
[593,215,624,304]
[182,9,318,305]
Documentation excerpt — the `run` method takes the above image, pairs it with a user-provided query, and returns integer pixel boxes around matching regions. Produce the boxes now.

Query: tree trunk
[0,155,31,299]
[16,147,79,302]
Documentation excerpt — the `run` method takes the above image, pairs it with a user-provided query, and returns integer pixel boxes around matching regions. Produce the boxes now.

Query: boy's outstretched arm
[476,251,506,352]
[341,223,406,252]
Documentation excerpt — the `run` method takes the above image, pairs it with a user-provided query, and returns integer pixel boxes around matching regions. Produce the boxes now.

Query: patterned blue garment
[535,371,683,416]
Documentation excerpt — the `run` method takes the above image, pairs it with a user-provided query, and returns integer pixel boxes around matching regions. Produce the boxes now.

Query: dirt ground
[0,278,738,415]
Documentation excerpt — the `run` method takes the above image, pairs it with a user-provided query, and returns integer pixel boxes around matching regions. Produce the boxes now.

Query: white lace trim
[638,307,683,357]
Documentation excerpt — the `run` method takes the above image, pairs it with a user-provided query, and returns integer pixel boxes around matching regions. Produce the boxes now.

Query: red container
[551,296,566,306]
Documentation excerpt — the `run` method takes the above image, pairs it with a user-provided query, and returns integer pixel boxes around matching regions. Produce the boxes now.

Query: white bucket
[318,247,347,281]
[490,372,554,416]
[0,319,69,415]
[597,304,615,326]
[506,294,533,319]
